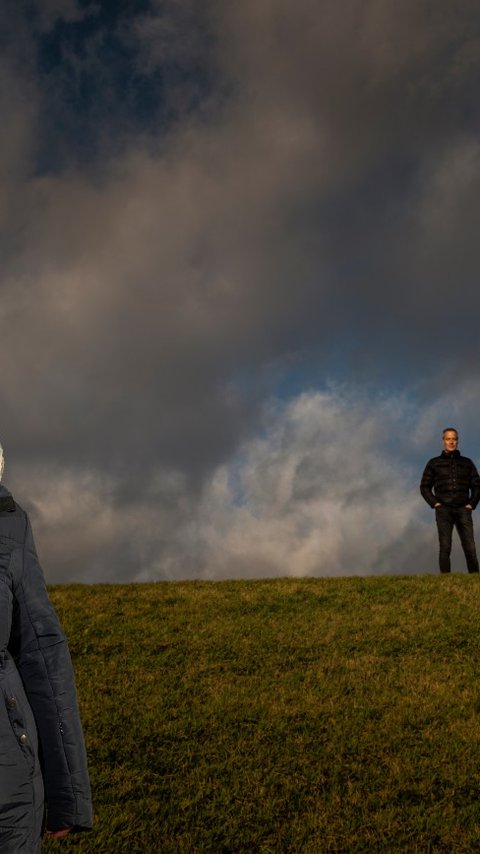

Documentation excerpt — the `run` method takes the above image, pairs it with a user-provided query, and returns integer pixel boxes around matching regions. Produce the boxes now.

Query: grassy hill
[42,576,480,853]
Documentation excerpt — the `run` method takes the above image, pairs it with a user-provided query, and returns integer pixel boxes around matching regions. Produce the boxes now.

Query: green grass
[42,576,480,853]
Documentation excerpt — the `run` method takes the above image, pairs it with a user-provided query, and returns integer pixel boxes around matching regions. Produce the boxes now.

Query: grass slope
[42,576,480,853]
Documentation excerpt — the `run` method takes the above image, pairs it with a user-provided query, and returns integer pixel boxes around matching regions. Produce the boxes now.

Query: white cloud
[194,388,436,578]
[10,388,445,582]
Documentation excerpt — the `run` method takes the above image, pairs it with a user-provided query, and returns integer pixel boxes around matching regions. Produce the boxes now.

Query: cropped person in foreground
[420,427,480,573]
[0,444,92,851]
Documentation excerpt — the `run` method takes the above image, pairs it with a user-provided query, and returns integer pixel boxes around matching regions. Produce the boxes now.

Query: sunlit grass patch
[43,575,480,853]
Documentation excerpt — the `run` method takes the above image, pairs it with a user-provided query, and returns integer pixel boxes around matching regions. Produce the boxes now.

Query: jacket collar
[441,450,460,458]
[0,483,15,512]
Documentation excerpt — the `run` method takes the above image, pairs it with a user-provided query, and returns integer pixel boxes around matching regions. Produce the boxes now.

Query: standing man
[420,428,480,573]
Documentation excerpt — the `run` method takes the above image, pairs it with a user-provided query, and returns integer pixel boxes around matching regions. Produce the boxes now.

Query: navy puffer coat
[0,483,92,852]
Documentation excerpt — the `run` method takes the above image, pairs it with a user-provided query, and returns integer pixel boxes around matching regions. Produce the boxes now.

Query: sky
[2,0,480,582]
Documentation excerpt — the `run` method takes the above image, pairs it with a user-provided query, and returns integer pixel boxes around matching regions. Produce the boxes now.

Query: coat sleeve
[420,461,437,508]
[9,515,92,832]
[469,461,480,509]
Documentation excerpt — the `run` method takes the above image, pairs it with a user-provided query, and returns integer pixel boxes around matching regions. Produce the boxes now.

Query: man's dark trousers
[435,506,480,573]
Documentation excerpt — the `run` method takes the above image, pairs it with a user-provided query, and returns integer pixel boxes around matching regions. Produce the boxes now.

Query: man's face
[443,431,458,452]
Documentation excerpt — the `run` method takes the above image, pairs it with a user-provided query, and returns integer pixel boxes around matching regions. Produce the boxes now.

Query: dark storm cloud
[1,0,480,580]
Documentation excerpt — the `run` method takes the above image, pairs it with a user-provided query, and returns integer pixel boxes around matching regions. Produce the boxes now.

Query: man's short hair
[442,427,458,438]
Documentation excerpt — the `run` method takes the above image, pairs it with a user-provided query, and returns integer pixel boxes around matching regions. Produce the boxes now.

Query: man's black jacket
[420,450,480,509]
